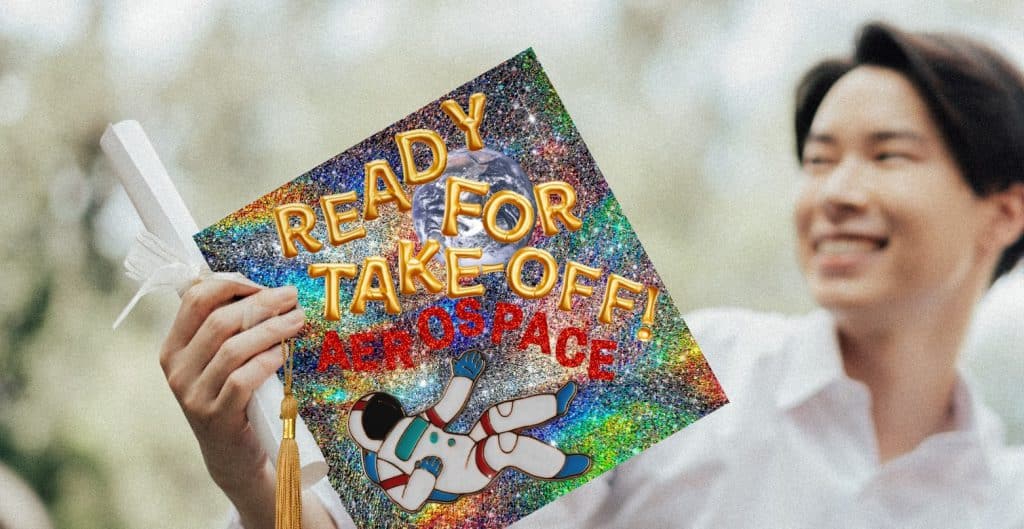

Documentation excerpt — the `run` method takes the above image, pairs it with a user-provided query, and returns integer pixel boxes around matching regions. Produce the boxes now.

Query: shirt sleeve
[583,307,758,528]
[683,307,745,382]
[513,308,763,528]
[225,474,608,529]
[508,470,613,529]
[311,477,357,529]
[224,505,243,529]
[222,477,356,529]
[225,310,760,529]
[683,306,789,395]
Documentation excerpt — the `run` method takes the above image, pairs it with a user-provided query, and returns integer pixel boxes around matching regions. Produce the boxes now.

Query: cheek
[891,191,979,279]
[793,184,816,256]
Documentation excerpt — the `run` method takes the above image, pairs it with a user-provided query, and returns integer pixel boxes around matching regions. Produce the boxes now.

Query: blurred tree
[0,8,125,527]
[0,274,125,529]
[1,2,1022,528]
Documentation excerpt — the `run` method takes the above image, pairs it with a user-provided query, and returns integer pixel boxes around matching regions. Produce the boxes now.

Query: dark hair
[361,393,405,440]
[795,22,1024,279]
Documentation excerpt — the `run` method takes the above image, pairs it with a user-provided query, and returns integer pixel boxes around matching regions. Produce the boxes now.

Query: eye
[875,151,912,162]
[801,155,836,171]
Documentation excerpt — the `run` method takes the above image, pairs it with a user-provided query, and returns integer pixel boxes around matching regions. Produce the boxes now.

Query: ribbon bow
[112,230,248,329]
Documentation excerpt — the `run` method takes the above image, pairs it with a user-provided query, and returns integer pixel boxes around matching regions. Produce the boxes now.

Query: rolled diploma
[101,120,329,488]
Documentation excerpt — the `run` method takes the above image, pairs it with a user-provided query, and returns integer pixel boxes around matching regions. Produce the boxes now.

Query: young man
[159,22,1024,528]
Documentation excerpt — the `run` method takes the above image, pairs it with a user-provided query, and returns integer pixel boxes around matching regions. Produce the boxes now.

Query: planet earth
[411,148,536,266]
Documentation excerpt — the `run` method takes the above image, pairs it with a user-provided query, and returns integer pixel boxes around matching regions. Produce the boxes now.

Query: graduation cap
[109,49,727,529]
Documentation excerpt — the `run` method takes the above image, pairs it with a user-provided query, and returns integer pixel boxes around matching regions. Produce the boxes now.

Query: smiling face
[795,65,991,317]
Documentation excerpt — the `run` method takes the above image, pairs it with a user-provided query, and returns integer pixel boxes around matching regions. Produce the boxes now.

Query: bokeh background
[2,1,1023,527]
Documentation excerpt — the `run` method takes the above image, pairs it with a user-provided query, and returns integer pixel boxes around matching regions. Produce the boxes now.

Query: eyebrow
[804,132,837,146]
[867,130,926,144]
[804,129,927,146]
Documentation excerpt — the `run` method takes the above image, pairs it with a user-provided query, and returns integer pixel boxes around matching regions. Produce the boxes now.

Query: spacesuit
[347,350,591,512]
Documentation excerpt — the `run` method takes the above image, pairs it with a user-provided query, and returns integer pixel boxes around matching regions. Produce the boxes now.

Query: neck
[834,286,981,463]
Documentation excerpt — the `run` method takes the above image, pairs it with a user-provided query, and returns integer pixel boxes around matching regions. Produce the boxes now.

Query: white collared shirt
[237,308,1024,529]
[518,308,1024,529]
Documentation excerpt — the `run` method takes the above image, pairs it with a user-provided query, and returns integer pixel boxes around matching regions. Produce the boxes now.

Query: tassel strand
[276,339,301,529]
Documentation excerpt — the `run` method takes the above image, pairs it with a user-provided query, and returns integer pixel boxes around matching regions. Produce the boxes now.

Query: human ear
[982,182,1024,252]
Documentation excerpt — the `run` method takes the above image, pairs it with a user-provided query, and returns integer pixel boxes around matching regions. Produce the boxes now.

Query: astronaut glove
[417,455,444,477]
[452,350,486,380]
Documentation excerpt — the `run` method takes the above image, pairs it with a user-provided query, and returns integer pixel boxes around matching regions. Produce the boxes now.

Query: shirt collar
[775,309,845,410]
[775,309,1005,463]
[943,369,1005,453]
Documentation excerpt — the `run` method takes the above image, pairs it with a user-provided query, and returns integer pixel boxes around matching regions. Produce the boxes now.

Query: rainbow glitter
[194,49,727,529]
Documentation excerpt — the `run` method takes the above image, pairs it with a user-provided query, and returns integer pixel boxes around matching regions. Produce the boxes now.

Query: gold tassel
[276,339,301,529]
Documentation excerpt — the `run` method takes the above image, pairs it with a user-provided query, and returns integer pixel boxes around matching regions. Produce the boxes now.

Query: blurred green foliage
[1,2,1022,528]
[1,273,124,529]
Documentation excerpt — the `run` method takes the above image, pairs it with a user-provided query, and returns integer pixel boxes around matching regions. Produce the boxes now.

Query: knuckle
[254,354,278,376]
[192,405,213,423]
[158,346,173,374]
[206,308,235,336]
[166,368,186,396]
[181,389,203,415]
[185,392,217,422]
[181,284,209,313]
[224,371,248,395]
[217,337,241,363]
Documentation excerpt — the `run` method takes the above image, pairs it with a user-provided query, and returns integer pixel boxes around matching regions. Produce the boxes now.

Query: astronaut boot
[552,454,591,479]
[555,381,577,416]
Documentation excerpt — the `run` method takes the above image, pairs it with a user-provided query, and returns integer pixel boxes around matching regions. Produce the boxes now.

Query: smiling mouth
[814,237,888,255]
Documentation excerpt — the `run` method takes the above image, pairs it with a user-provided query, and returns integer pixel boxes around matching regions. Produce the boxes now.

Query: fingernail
[273,285,298,300]
[286,307,305,323]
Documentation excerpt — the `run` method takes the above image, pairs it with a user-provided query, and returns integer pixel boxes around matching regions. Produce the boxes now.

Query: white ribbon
[102,123,329,487]
[111,229,330,487]
[112,230,246,329]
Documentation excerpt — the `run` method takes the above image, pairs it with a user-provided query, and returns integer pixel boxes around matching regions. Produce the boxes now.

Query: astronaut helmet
[348,392,406,451]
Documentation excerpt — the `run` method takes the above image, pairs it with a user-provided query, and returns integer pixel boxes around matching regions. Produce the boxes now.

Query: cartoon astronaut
[347,350,591,512]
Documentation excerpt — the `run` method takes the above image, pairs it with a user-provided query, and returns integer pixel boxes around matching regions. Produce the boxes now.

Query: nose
[818,157,870,222]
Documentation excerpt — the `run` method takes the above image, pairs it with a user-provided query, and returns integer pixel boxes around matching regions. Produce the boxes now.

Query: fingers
[189,286,297,369]
[195,307,305,402]
[163,278,263,358]
[167,286,298,393]
[215,346,287,418]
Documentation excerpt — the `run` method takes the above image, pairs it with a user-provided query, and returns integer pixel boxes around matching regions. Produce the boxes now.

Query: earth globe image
[412,147,536,266]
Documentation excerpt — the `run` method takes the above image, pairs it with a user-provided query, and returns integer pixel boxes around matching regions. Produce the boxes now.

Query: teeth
[817,239,880,255]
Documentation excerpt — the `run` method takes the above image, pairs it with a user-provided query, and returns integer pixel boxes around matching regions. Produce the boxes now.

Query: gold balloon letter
[445,248,485,298]
[351,257,402,315]
[483,190,535,244]
[396,129,448,185]
[558,260,603,311]
[398,239,444,295]
[534,181,583,236]
[363,160,412,220]
[441,92,487,151]
[273,203,323,258]
[308,262,357,321]
[598,274,644,324]
[442,176,490,236]
[320,192,367,247]
[506,247,557,299]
